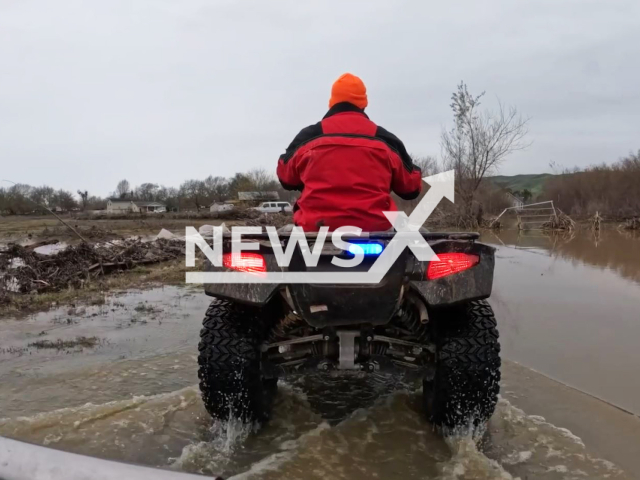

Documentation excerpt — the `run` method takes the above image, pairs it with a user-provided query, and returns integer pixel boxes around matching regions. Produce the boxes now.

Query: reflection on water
[482,229,640,415]
[485,229,640,285]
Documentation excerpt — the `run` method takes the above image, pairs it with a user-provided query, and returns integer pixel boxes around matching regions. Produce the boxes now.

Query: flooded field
[1,230,639,479]
[483,229,640,416]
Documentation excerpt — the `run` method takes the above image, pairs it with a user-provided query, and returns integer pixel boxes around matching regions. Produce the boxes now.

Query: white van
[253,202,293,213]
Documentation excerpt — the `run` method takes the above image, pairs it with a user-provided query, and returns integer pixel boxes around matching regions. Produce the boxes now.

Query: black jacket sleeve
[375,126,422,200]
[375,126,421,173]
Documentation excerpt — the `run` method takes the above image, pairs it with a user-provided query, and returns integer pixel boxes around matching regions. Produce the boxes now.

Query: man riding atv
[277,73,423,232]
[197,74,501,433]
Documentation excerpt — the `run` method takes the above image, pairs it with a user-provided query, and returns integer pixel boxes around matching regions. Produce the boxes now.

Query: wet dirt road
[1,230,640,479]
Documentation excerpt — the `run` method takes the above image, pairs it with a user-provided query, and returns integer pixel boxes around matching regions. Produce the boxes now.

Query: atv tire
[198,298,277,423]
[423,299,501,431]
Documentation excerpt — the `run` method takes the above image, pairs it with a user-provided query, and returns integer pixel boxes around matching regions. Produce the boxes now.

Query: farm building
[106,199,166,214]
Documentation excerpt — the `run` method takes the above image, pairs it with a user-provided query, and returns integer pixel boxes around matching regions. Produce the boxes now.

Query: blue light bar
[347,242,384,255]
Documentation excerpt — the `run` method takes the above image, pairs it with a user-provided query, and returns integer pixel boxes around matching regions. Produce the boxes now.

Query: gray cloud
[1,0,638,195]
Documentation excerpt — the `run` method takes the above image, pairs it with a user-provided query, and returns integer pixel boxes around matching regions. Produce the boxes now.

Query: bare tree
[31,186,55,207]
[86,195,106,210]
[135,183,159,201]
[441,82,529,226]
[179,179,208,211]
[115,179,130,199]
[77,190,89,210]
[228,173,254,198]
[51,190,77,211]
[412,155,440,176]
[203,175,229,202]
[3,184,33,214]
[247,168,278,192]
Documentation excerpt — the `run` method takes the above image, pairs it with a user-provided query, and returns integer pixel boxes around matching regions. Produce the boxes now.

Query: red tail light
[223,252,266,275]
[426,253,480,280]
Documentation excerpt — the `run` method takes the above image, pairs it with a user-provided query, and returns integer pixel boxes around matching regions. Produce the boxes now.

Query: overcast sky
[1,0,639,196]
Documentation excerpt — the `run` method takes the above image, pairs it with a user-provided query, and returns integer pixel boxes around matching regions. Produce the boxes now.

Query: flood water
[1,229,639,479]
[483,229,640,416]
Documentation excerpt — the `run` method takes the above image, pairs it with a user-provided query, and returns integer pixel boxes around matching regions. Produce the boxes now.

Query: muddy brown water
[0,230,639,479]
[485,229,640,416]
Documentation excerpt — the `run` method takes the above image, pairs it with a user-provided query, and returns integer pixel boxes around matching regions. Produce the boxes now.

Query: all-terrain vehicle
[198,230,500,430]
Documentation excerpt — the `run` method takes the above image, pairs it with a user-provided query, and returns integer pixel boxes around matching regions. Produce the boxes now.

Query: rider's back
[277,74,422,232]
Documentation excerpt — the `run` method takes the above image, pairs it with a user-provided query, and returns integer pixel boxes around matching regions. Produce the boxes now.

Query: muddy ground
[0,211,294,244]
[0,214,225,242]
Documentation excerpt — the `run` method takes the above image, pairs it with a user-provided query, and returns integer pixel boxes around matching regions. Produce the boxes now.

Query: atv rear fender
[202,231,494,315]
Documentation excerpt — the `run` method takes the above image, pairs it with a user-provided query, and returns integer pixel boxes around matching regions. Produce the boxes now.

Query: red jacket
[277,102,422,232]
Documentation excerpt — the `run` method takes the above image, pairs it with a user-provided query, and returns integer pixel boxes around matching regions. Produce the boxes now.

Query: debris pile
[542,210,575,231]
[0,238,185,297]
[244,212,293,229]
[216,208,262,221]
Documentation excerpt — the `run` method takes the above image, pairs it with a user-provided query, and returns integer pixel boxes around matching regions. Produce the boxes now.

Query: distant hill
[487,173,554,197]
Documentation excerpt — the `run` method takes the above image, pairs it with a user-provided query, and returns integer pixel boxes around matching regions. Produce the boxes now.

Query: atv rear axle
[262,327,435,374]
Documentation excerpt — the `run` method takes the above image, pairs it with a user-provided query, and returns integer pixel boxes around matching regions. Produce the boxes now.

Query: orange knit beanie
[328,73,368,110]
